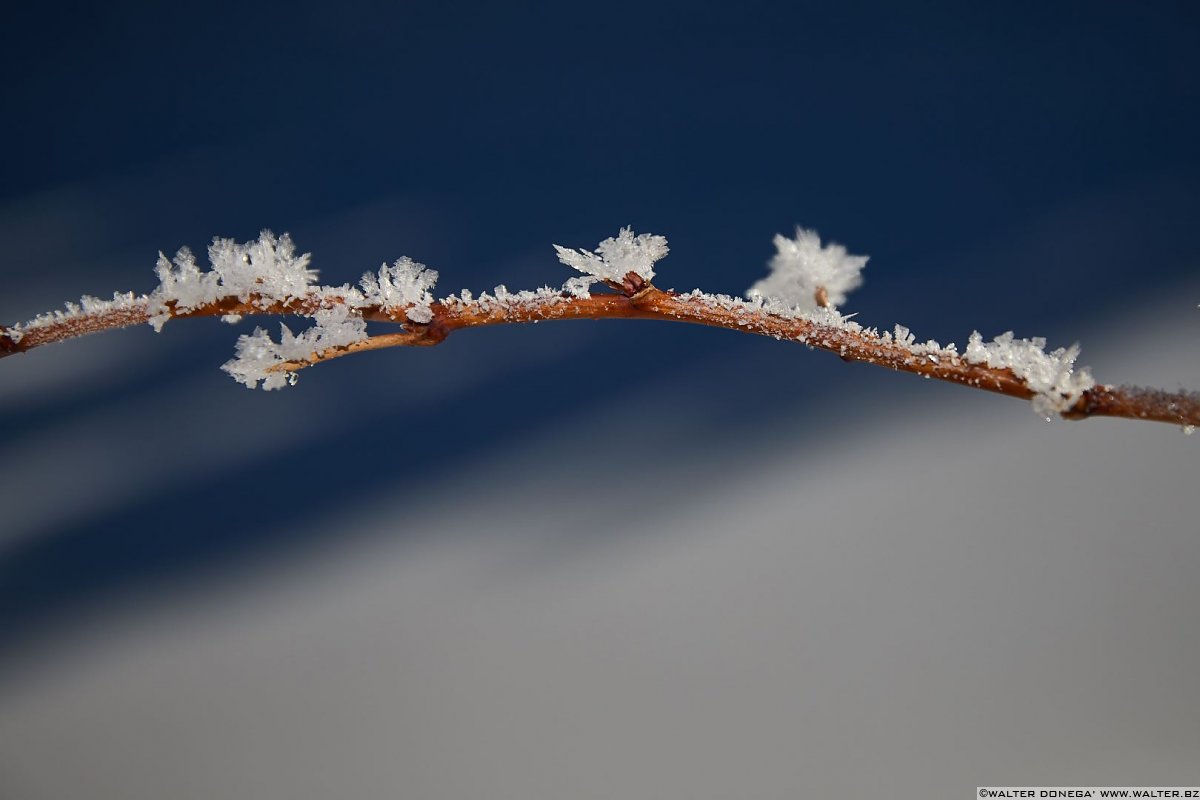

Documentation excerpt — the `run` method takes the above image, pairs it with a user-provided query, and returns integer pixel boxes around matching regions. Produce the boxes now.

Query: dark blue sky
[4,2,1198,284]
[2,1,1199,654]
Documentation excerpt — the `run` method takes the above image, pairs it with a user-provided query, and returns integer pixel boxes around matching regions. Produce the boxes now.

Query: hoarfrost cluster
[220,241,444,390]
[554,226,669,286]
[222,307,368,391]
[964,331,1094,417]
[746,226,868,313]
[149,231,318,330]
[739,226,1093,416]
[358,257,438,323]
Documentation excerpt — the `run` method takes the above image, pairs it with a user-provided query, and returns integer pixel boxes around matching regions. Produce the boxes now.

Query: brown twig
[2,284,1197,428]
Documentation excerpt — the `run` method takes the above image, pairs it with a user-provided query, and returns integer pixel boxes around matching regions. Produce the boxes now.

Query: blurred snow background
[2,2,1199,797]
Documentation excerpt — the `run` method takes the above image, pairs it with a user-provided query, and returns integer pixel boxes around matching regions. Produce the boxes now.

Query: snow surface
[554,227,669,285]
[746,226,868,313]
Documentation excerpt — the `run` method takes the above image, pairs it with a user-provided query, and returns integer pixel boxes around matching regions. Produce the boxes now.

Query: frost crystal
[562,276,597,299]
[151,247,218,329]
[207,231,318,300]
[140,231,376,390]
[148,230,318,329]
[221,306,368,390]
[553,227,669,284]
[964,331,1095,417]
[358,257,438,324]
[746,227,868,313]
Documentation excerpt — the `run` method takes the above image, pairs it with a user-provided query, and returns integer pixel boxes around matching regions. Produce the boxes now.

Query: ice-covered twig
[2,228,1197,428]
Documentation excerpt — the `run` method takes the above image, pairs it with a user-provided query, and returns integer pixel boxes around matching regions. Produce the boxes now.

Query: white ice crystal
[746,227,868,312]
[207,231,318,300]
[964,331,1095,417]
[6,231,319,344]
[221,306,368,390]
[149,248,216,330]
[553,227,669,285]
[562,275,597,299]
[358,257,438,324]
[147,231,317,330]
[142,230,373,390]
